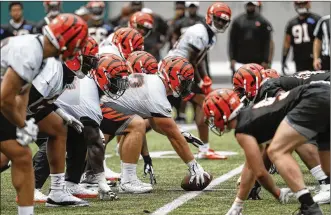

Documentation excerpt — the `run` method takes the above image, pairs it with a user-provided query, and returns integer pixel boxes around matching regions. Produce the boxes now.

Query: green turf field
[1,124,330,215]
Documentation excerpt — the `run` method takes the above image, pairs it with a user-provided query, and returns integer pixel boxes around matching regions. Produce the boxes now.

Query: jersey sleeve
[184,26,208,52]
[313,17,325,40]
[5,37,43,83]
[285,20,292,35]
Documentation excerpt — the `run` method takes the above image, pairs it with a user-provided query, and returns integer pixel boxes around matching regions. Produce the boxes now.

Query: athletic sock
[50,173,65,190]
[122,163,137,183]
[199,143,210,153]
[310,165,329,185]
[296,189,315,206]
[18,206,34,215]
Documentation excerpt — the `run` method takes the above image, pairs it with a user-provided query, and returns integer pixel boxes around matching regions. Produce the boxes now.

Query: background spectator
[313,15,330,71]
[0,1,34,40]
[166,1,186,50]
[109,3,132,28]
[33,0,62,34]
[228,1,273,74]
[282,1,321,74]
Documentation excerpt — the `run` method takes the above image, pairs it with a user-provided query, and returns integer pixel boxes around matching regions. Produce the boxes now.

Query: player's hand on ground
[180,130,204,148]
[201,76,213,95]
[16,118,39,146]
[248,181,262,200]
[187,160,210,186]
[278,188,293,204]
[313,58,322,70]
[143,155,156,185]
[226,199,243,215]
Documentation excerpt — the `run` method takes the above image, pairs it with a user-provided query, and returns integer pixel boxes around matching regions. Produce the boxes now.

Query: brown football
[181,173,213,191]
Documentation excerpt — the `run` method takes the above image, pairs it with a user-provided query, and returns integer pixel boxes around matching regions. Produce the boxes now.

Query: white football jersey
[98,33,125,59]
[166,23,216,64]
[1,34,45,83]
[101,74,172,118]
[55,77,103,125]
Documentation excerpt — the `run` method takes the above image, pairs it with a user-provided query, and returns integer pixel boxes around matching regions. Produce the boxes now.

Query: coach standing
[313,15,330,71]
[228,1,273,74]
[282,1,321,74]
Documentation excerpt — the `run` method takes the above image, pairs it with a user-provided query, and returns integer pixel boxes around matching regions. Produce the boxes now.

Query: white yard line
[151,164,244,215]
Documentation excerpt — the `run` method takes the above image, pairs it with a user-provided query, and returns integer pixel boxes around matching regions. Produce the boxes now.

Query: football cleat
[119,179,153,194]
[197,149,227,160]
[46,188,89,207]
[66,181,98,199]
[313,184,330,205]
[98,177,119,201]
[104,163,121,181]
[293,203,323,215]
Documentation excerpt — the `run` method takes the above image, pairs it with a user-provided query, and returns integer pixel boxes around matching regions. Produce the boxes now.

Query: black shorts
[0,113,16,142]
[295,59,314,72]
[286,84,330,147]
[100,102,135,136]
[27,106,54,123]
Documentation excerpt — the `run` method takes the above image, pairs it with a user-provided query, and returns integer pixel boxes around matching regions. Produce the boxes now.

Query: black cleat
[293,203,323,215]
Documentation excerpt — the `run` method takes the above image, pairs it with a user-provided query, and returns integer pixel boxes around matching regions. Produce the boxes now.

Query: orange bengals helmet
[206,2,231,33]
[112,27,144,59]
[128,12,154,38]
[203,89,244,136]
[43,13,88,61]
[262,69,280,79]
[232,63,264,101]
[92,54,130,99]
[65,36,99,78]
[158,56,194,98]
[126,51,158,74]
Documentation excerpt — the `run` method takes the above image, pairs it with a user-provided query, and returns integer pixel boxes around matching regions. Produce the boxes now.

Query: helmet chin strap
[210,22,228,34]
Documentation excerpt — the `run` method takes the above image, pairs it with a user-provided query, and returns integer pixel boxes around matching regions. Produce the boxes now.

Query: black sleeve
[262,18,273,63]
[228,19,239,60]
[285,20,292,35]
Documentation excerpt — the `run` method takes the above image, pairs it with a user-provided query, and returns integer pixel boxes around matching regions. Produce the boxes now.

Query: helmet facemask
[211,15,230,33]
[103,73,129,100]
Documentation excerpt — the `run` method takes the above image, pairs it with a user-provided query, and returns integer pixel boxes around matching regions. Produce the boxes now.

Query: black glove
[269,164,279,175]
[248,181,262,200]
[143,155,156,185]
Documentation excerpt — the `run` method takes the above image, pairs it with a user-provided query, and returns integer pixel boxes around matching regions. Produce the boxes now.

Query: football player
[204,83,329,215]
[98,27,144,179]
[96,56,210,194]
[86,1,114,44]
[128,11,154,38]
[282,1,321,73]
[24,37,100,204]
[34,1,62,34]
[1,2,34,40]
[0,13,88,214]
[234,66,330,204]
[164,2,232,159]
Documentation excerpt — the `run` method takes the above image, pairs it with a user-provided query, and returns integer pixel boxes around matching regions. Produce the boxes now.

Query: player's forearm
[282,41,290,64]
[256,170,279,199]
[313,38,322,60]
[237,162,257,200]
[168,135,195,163]
[2,95,27,128]
[268,39,275,64]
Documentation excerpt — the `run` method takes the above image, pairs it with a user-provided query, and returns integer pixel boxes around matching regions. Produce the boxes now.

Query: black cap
[131,1,143,6]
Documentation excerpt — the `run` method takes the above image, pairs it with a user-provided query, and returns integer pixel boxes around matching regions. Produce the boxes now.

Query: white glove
[226,198,244,215]
[16,118,39,146]
[179,128,204,148]
[55,108,84,133]
[187,160,210,186]
[278,188,293,204]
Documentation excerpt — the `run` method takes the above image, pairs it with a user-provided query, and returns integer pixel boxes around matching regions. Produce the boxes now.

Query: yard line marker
[151,164,244,215]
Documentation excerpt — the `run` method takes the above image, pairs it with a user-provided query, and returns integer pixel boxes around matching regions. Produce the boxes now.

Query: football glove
[179,128,204,148]
[16,118,39,146]
[55,108,84,133]
[200,76,213,95]
[248,181,262,200]
[143,155,156,185]
[278,188,293,204]
[187,160,210,186]
[226,198,244,215]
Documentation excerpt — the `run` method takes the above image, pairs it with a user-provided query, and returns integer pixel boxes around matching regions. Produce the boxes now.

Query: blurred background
[1,1,330,83]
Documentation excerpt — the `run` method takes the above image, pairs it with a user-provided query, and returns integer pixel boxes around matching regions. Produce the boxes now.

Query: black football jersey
[285,13,321,61]
[235,84,326,144]
[1,20,34,39]
[88,20,114,44]
[255,71,330,103]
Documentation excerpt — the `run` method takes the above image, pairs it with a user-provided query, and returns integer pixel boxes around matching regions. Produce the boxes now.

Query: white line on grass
[151,164,244,215]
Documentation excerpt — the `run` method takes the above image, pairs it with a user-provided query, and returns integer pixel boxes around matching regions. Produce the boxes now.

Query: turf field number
[292,23,310,44]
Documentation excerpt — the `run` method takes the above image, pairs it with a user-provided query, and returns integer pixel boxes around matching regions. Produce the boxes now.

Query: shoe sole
[16,198,47,204]
[197,156,228,160]
[73,194,98,199]
[315,199,330,205]
[118,188,153,194]
[45,202,89,207]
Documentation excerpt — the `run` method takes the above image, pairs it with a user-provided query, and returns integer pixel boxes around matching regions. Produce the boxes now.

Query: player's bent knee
[267,144,284,162]
[128,116,146,133]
